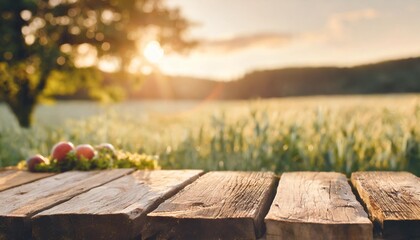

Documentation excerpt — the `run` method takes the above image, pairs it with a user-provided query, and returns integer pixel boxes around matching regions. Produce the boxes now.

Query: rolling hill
[129,56,420,100]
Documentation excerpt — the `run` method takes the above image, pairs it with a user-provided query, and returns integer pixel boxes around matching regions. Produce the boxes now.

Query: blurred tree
[0,0,194,127]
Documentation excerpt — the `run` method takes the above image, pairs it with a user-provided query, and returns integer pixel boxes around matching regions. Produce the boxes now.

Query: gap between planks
[351,171,420,239]
[265,172,372,240]
[143,171,278,240]
[31,170,204,240]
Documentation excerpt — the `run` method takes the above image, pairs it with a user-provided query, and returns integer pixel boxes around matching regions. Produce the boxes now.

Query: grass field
[1,94,419,175]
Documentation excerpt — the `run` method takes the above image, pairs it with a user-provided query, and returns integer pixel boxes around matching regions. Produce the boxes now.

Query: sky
[154,0,420,80]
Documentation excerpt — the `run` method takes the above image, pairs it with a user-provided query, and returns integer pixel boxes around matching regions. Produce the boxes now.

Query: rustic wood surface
[0,170,54,192]
[0,169,132,240]
[32,170,203,240]
[0,169,418,240]
[265,172,372,240]
[351,171,420,239]
[143,171,278,240]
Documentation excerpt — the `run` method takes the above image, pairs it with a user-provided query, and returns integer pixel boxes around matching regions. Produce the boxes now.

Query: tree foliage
[0,0,194,127]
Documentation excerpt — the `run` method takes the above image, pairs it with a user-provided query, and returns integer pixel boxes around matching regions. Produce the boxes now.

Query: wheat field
[1,94,419,175]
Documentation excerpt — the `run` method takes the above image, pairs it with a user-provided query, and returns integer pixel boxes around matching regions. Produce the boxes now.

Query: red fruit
[51,141,75,162]
[75,144,96,160]
[26,155,46,172]
[96,143,116,152]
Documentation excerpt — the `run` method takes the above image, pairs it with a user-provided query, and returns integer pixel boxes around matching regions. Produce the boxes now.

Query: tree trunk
[1,58,51,128]
[5,76,37,128]
[9,100,36,128]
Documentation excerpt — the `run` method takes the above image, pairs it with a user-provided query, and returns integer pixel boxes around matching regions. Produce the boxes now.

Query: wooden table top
[0,169,418,240]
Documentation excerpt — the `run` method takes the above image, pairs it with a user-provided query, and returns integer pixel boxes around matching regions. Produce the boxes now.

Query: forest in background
[131,56,420,100]
[42,56,420,101]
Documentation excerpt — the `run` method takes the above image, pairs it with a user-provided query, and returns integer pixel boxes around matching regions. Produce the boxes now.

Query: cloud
[193,9,377,55]
[327,9,378,36]
[298,8,379,44]
[198,32,293,53]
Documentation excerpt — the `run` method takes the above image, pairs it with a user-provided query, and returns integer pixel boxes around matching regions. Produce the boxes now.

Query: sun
[143,40,164,64]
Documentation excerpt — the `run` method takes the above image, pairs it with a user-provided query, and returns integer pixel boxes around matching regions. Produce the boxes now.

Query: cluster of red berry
[26,142,115,172]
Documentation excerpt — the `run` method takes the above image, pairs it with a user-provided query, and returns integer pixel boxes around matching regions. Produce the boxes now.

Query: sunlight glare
[141,65,153,75]
[98,55,121,73]
[75,43,97,68]
[127,57,143,74]
[143,40,164,63]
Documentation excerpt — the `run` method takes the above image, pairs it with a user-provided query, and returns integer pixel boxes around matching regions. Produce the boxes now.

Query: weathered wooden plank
[351,171,420,239]
[0,169,133,240]
[0,170,54,192]
[32,170,203,240]
[143,171,278,240]
[265,172,372,240]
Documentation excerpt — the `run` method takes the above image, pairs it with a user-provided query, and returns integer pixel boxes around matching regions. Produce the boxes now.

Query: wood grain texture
[351,171,420,239]
[0,169,132,240]
[0,170,54,192]
[143,171,278,240]
[32,170,203,240]
[265,172,372,240]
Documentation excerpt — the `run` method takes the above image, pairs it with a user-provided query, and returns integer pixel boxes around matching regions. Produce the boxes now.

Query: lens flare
[143,40,164,63]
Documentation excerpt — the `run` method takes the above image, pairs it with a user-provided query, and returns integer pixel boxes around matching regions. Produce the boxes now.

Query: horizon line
[164,53,420,82]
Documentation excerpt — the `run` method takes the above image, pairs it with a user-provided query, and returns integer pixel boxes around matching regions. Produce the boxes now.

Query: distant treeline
[129,57,420,100]
[54,56,420,101]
